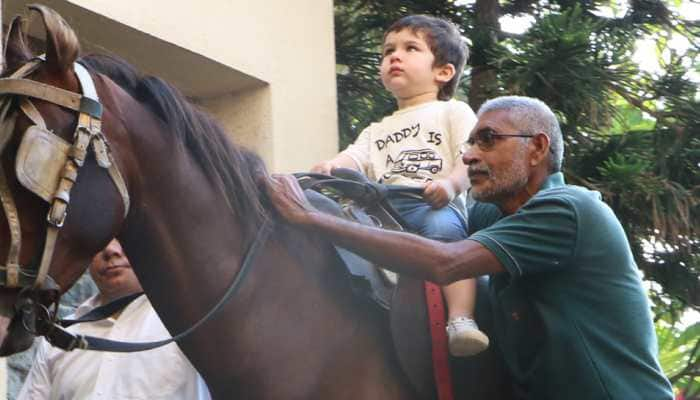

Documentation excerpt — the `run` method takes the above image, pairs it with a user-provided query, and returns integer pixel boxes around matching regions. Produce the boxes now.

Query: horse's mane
[80,54,269,235]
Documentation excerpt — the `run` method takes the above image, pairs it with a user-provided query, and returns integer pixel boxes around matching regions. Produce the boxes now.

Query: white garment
[17,295,211,400]
[342,99,475,187]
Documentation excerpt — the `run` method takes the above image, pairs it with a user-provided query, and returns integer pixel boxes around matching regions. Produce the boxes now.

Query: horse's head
[0,5,130,354]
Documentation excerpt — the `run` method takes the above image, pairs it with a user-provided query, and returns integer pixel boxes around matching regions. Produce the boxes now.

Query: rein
[33,220,273,352]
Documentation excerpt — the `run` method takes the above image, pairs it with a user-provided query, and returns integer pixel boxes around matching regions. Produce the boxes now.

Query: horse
[0,5,510,399]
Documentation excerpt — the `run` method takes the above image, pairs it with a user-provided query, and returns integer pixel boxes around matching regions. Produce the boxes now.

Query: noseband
[0,58,129,291]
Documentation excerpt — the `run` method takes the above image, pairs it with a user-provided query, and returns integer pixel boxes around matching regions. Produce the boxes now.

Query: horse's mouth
[0,293,38,356]
[0,311,34,355]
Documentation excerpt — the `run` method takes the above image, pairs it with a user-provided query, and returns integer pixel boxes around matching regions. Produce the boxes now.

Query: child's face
[380,29,448,102]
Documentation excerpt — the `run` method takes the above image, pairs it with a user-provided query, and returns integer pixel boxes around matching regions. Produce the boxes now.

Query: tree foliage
[658,320,700,397]
[334,0,699,391]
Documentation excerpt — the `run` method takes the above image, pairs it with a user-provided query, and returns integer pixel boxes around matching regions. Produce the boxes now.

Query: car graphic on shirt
[383,149,443,179]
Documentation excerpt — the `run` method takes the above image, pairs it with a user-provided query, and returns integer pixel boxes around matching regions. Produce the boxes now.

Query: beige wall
[4,0,339,172]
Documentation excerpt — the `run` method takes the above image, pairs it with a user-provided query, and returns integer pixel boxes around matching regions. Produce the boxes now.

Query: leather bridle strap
[0,77,101,118]
[0,171,21,286]
[0,64,48,288]
[59,292,144,327]
[28,62,102,290]
[0,62,43,287]
[73,62,130,218]
[43,219,274,352]
[0,100,22,286]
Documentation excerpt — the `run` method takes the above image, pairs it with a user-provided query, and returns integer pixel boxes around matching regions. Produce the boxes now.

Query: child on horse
[312,14,488,356]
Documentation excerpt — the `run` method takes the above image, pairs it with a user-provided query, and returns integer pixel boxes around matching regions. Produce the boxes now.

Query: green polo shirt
[468,173,673,399]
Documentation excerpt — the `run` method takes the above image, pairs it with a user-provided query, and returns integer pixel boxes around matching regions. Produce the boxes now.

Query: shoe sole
[448,332,490,357]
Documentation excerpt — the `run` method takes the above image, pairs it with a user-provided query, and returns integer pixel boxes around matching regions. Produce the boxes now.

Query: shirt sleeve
[340,125,372,173]
[468,194,578,278]
[16,341,53,400]
[447,100,477,160]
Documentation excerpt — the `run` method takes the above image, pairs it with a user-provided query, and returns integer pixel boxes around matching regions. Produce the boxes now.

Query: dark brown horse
[0,6,509,399]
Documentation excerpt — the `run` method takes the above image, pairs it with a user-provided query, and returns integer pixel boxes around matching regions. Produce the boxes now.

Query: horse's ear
[4,16,33,74]
[28,4,80,73]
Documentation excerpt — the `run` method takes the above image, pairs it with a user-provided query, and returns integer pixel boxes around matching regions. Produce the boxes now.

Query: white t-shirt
[342,99,476,187]
[17,295,211,400]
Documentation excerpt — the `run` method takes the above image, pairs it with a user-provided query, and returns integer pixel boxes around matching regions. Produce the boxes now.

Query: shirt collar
[73,295,102,319]
[392,99,443,115]
[539,172,565,191]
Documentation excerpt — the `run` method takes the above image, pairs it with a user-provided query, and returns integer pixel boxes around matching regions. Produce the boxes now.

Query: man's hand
[264,174,318,226]
[422,179,456,209]
[310,161,336,175]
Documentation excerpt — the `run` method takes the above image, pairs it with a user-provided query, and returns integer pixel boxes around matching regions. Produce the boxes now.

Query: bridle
[0,58,273,352]
[0,58,129,290]
[0,57,131,349]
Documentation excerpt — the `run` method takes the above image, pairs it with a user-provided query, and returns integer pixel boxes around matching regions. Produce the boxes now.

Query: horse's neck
[122,145,246,318]
[112,97,412,398]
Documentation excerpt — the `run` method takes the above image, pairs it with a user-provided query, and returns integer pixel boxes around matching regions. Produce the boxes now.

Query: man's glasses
[460,128,535,152]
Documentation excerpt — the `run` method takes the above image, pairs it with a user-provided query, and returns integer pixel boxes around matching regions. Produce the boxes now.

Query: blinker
[15,125,70,203]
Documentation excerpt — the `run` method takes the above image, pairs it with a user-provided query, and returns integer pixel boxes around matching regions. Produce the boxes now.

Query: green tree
[658,320,700,398]
[334,0,699,393]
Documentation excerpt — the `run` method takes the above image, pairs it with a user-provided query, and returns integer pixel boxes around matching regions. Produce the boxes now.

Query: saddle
[298,169,513,400]
[297,168,419,309]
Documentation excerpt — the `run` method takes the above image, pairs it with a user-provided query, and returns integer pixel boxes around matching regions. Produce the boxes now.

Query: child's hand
[423,179,456,209]
[310,161,336,175]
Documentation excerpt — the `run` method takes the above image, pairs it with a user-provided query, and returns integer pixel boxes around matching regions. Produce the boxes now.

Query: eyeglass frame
[459,128,536,153]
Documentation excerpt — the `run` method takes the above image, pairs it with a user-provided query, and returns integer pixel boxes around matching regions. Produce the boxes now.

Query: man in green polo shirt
[265,96,673,399]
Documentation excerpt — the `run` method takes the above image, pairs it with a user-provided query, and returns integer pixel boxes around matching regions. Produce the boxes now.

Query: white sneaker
[446,317,489,357]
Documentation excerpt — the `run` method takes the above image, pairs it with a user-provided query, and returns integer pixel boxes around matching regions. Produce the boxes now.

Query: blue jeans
[389,196,468,243]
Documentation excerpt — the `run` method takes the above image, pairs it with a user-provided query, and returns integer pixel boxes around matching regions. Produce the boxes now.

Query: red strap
[425,281,454,400]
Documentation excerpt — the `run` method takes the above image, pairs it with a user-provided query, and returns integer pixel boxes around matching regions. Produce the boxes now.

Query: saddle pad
[304,189,394,310]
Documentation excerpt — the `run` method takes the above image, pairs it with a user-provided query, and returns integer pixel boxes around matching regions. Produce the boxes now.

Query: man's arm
[265,174,505,284]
